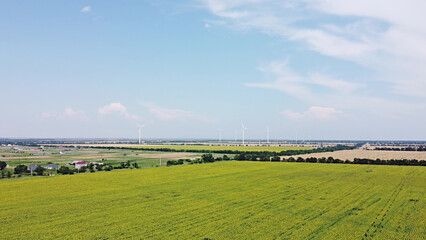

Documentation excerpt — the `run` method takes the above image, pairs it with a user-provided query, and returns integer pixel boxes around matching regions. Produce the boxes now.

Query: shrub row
[166,154,231,166]
[166,154,425,167]
[375,146,426,151]
[234,155,426,166]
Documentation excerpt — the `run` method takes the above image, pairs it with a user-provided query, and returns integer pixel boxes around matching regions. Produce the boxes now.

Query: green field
[0,146,205,169]
[0,162,424,239]
[132,145,311,152]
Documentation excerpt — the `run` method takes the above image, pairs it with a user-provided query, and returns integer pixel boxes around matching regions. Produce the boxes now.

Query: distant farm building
[28,165,38,175]
[28,165,38,171]
[75,162,88,169]
[47,164,59,170]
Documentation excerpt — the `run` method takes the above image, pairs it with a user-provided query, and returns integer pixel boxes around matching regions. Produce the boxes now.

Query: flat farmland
[55,144,312,152]
[130,145,311,152]
[0,162,424,239]
[0,146,202,168]
[289,149,426,161]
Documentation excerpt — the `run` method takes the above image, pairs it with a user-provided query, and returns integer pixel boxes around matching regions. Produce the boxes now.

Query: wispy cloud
[42,108,89,121]
[64,108,90,121]
[98,103,140,121]
[245,59,426,118]
[202,0,426,98]
[140,102,211,122]
[81,6,91,13]
[245,60,364,103]
[283,106,342,120]
[42,112,57,119]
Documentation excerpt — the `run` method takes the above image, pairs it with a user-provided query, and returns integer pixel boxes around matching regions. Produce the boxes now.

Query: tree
[201,154,215,163]
[0,161,7,171]
[35,165,45,176]
[14,165,27,174]
[96,165,103,171]
[88,164,95,173]
[58,166,70,175]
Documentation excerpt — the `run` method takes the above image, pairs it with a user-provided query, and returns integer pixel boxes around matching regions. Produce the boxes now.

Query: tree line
[165,154,425,167]
[235,155,425,166]
[166,154,230,166]
[374,146,426,151]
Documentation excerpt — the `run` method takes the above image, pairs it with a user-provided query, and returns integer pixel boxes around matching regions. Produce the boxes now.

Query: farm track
[361,169,413,239]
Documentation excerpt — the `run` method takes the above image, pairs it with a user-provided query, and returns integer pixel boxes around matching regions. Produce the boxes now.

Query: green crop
[0,162,424,239]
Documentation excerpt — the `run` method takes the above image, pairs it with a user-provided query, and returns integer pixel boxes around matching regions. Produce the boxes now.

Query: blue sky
[1,0,425,140]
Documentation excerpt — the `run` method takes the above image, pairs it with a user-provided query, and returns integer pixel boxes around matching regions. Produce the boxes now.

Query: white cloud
[42,108,89,121]
[141,102,211,122]
[202,0,426,98]
[98,103,140,120]
[81,6,91,13]
[64,108,78,117]
[42,112,57,119]
[283,106,342,120]
[245,60,426,118]
[290,29,376,60]
[245,60,363,102]
[64,108,90,121]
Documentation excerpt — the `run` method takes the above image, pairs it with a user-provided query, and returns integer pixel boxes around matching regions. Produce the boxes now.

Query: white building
[75,162,88,169]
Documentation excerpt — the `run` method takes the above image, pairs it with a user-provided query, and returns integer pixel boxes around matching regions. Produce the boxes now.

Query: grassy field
[0,162,424,239]
[131,145,311,152]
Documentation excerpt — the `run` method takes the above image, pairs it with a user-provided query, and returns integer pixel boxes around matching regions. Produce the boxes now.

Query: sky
[1,0,425,140]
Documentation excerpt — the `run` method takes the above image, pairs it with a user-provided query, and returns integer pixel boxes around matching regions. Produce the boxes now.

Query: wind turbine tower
[218,128,223,143]
[241,123,248,146]
[137,123,145,145]
[267,126,271,144]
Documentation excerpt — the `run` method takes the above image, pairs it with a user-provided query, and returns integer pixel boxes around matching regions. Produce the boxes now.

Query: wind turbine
[296,128,298,145]
[241,123,248,145]
[266,126,271,144]
[217,128,223,143]
[137,123,145,145]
